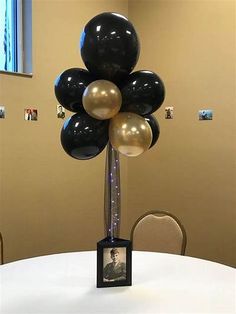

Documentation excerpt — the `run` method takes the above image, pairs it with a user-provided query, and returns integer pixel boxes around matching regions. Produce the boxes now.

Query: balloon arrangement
[55,12,165,160]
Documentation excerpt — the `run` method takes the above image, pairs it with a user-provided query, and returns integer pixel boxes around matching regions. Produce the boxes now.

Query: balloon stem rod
[104,142,121,239]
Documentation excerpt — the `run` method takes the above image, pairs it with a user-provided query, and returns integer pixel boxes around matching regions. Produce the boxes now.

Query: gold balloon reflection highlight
[109,112,153,157]
[82,80,122,120]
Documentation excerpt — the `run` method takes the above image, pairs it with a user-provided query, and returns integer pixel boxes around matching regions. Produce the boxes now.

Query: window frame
[0,0,32,77]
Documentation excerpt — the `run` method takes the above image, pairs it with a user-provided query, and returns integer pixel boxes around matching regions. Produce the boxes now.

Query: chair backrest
[0,232,3,264]
[131,210,187,255]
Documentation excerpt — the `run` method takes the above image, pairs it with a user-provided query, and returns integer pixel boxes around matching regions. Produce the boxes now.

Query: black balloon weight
[61,112,109,160]
[80,12,140,84]
[144,114,160,148]
[55,68,95,113]
[120,70,165,116]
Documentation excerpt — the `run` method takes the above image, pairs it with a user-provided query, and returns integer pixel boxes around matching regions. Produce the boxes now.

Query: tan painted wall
[128,0,236,267]
[0,0,235,267]
[0,0,129,263]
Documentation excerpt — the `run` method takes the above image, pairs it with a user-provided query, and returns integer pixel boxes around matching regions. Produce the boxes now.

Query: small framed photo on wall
[0,106,5,119]
[165,106,174,119]
[56,104,65,119]
[97,237,132,288]
[198,109,213,120]
[24,109,38,121]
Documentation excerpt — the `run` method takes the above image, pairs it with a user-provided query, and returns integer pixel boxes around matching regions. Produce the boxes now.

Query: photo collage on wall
[0,105,68,121]
[0,104,213,121]
[164,106,213,120]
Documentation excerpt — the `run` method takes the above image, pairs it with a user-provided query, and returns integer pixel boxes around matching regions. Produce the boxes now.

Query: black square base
[97,237,132,288]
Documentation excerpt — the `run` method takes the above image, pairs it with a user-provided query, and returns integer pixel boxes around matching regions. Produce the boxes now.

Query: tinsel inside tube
[104,142,120,239]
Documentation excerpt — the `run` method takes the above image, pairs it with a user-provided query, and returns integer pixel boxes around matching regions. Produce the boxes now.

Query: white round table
[0,251,235,313]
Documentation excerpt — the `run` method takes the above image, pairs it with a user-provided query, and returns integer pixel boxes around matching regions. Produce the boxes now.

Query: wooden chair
[0,232,3,264]
[131,210,187,255]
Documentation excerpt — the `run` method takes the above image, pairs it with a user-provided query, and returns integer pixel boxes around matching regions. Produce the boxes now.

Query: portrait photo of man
[56,104,65,119]
[103,247,126,282]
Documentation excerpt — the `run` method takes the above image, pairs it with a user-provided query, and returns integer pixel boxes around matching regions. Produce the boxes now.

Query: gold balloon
[82,80,122,120]
[109,112,153,157]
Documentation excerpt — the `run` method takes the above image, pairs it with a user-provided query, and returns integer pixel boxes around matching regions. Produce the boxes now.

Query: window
[0,0,32,75]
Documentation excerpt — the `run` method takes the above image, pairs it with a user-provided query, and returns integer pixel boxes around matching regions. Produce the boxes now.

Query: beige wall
[0,0,129,262]
[128,0,236,267]
[0,0,235,267]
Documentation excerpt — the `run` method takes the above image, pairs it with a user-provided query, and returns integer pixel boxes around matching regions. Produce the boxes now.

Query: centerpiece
[54,12,165,288]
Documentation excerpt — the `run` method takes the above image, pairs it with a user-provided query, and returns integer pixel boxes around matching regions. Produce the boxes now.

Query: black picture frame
[97,237,132,288]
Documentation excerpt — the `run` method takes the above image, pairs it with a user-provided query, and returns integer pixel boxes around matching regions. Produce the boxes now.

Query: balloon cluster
[55,12,165,160]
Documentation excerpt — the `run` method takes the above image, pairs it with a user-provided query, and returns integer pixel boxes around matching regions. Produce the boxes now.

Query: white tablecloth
[0,251,235,313]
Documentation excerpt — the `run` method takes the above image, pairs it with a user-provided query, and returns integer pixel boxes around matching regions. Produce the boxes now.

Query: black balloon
[80,12,140,84]
[144,114,160,148]
[120,70,165,116]
[61,112,109,160]
[55,68,95,113]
